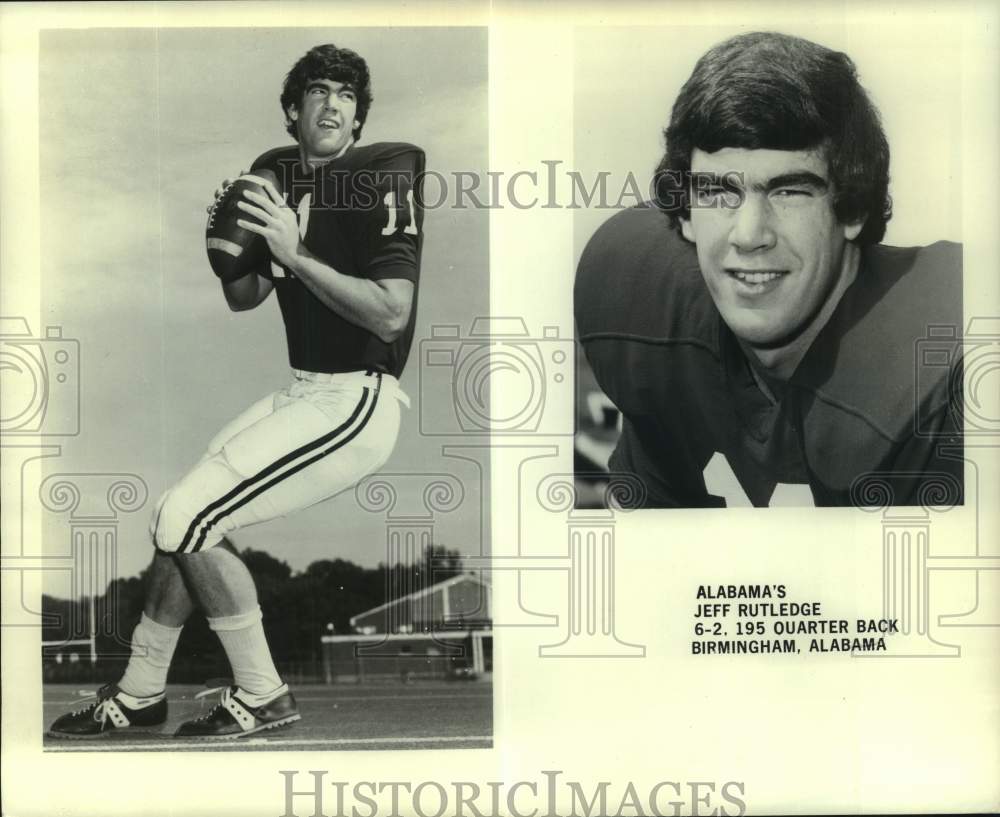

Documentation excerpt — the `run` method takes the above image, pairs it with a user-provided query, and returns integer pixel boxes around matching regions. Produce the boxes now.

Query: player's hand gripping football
[205,174,245,214]
[237,180,301,269]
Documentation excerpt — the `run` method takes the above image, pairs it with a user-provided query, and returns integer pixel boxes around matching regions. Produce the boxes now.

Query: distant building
[321,573,493,682]
[351,572,492,635]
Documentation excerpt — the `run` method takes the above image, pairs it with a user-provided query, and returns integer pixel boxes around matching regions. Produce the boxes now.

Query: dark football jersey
[250,142,425,377]
[575,204,964,508]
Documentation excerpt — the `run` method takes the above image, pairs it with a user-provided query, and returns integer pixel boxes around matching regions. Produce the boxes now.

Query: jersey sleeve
[575,206,722,509]
[248,146,297,179]
[609,417,724,508]
[873,348,964,507]
[360,147,425,282]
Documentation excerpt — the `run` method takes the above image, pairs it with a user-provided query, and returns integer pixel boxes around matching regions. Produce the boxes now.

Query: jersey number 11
[381,190,419,236]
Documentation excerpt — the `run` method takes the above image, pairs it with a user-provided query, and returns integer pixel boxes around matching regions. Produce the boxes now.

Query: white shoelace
[68,689,113,724]
[68,681,246,726]
[190,683,233,721]
[194,685,229,701]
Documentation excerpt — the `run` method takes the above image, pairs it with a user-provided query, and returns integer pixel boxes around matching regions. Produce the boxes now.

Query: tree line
[41,544,465,683]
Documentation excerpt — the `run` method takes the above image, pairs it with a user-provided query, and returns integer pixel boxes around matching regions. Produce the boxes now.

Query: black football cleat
[48,683,167,739]
[174,684,300,739]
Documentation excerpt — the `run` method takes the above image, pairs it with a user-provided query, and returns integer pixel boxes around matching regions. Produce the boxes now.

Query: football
[205,169,280,282]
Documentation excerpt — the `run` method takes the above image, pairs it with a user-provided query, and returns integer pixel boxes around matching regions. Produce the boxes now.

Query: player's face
[681,147,863,349]
[288,78,359,164]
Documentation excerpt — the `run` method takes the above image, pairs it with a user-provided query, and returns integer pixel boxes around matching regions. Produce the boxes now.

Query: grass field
[42,680,492,752]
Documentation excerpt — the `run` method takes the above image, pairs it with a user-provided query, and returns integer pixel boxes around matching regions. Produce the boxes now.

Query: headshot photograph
[573,26,966,509]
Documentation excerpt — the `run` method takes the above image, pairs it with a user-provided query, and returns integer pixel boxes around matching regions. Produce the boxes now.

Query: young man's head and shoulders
[575,31,962,506]
[245,43,425,380]
[251,44,423,183]
[579,32,960,397]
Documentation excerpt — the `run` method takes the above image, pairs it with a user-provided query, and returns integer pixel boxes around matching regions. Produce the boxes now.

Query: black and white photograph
[573,25,965,509]
[9,24,492,750]
[2,3,999,817]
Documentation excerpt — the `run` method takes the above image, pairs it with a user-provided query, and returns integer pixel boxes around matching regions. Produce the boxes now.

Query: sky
[39,27,490,586]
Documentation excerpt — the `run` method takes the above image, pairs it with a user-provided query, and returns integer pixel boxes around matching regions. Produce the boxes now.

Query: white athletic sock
[236,683,289,708]
[118,613,183,697]
[207,606,283,696]
[116,689,165,709]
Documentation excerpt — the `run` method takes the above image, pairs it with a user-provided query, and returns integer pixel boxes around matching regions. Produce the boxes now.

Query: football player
[49,44,424,738]
[575,32,963,508]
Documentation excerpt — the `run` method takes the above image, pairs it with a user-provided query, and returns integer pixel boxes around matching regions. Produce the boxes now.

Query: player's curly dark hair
[281,44,373,142]
[654,32,892,245]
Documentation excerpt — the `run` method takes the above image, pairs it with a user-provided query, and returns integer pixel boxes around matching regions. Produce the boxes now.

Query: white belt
[291,369,411,408]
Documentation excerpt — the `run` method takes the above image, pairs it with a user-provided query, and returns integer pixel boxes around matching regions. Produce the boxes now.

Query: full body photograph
[49,43,425,739]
